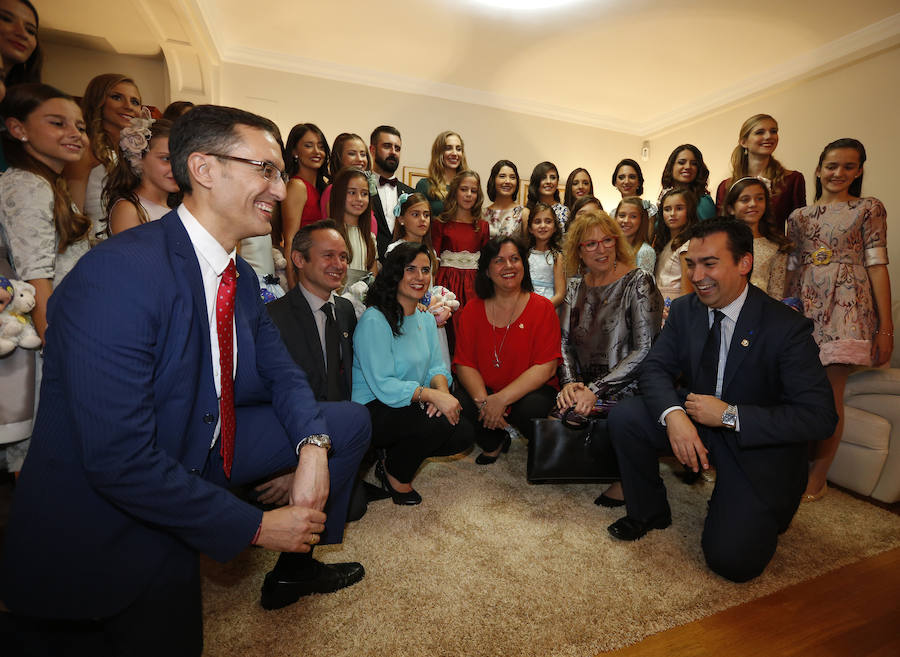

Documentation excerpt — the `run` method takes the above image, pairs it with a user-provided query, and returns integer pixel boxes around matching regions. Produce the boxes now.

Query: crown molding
[642,12,900,137]
[215,12,900,138]
[219,44,644,135]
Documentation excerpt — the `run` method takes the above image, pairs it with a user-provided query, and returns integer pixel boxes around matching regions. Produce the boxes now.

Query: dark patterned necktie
[322,302,342,401]
[695,310,725,396]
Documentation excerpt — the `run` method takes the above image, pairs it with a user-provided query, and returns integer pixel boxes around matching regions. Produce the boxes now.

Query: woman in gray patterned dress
[556,210,663,506]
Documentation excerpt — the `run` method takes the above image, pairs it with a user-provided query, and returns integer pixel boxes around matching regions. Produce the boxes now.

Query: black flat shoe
[594,493,626,508]
[607,513,672,541]
[475,434,511,465]
[376,460,421,505]
[260,560,365,610]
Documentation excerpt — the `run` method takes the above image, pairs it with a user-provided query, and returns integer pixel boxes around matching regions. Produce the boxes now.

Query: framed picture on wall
[404,167,428,189]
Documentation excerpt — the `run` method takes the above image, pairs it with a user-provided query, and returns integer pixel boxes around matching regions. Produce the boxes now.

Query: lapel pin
[342,331,349,338]
[741,339,749,347]
[519,323,524,329]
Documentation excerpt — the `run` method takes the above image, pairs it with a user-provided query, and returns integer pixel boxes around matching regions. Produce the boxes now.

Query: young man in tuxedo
[369,125,414,259]
[607,218,837,582]
[0,105,370,655]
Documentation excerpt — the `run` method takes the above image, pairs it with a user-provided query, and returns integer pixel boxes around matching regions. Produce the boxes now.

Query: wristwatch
[721,404,738,430]
[297,433,332,453]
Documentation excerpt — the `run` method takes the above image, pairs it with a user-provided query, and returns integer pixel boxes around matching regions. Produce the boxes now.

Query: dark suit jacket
[640,284,837,520]
[266,285,356,401]
[0,211,326,619]
[371,178,414,260]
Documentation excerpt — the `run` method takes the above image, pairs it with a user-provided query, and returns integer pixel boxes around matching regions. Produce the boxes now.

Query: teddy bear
[423,285,459,328]
[0,276,42,356]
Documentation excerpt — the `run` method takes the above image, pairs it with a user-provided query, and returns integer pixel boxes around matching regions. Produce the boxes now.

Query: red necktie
[217,259,237,478]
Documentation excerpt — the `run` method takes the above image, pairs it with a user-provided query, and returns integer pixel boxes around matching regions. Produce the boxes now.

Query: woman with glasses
[556,210,663,505]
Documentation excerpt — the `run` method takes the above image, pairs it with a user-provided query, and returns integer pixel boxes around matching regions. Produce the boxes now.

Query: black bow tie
[379,176,398,187]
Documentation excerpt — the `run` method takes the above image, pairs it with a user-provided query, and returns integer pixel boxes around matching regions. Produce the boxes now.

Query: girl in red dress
[432,170,489,310]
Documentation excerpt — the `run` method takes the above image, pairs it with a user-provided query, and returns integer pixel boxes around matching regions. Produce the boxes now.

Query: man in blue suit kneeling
[0,105,371,655]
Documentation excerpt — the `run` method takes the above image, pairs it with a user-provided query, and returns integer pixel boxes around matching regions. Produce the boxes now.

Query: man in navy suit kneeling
[1,105,371,655]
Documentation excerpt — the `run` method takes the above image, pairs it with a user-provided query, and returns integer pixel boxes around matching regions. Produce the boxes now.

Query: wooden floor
[603,546,900,656]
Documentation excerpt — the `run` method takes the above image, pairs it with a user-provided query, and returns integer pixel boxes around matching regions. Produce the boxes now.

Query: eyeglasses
[206,153,288,184]
[579,237,616,251]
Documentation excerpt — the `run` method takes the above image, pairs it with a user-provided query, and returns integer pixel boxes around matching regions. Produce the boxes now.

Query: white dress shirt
[177,205,237,447]
[661,283,749,430]
[298,279,338,368]
[376,177,399,235]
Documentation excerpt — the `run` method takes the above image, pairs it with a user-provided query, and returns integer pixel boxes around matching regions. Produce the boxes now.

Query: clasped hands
[556,382,598,417]
[474,391,510,430]
[255,444,330,552]
[668,393,729,473]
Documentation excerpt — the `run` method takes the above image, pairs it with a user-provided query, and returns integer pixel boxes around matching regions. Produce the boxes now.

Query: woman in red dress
[454,236,561,465]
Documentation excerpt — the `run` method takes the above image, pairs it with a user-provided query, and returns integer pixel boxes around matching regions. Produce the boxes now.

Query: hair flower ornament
[393,192,411,217]
[119,113,155,174]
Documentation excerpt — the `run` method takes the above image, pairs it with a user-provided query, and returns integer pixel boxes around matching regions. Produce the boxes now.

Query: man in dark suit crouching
[607,218,837,582]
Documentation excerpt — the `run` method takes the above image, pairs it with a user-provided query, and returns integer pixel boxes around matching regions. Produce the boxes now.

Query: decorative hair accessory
[393,192,411,217]
[728,175,772,194]
[119,113,155,175]
[656,186,676,203]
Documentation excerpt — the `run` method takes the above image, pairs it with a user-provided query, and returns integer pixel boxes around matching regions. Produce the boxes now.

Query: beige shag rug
[200,441,900,656]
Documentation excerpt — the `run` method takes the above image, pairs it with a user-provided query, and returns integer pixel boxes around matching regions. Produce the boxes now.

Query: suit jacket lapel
[164,212,210,337]
[722,284,762,394]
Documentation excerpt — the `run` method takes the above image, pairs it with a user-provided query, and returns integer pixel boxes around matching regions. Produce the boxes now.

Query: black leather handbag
[526,414,620,484]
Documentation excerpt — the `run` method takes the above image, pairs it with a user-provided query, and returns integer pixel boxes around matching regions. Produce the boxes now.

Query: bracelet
[876,329,894,337]
[478,400,488,411]
[413,386,423,404]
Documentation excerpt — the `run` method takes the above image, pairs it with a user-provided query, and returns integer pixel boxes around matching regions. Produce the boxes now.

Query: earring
[293,154,299,162]
[743,147,748,156]
[21,136,27,142]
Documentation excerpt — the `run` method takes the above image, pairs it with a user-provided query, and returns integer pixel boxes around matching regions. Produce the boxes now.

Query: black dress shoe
[607,514,672,541]
[376,460,422,505]
[260,561,365,610]
[475,434,511,465]
[594,493,626,508]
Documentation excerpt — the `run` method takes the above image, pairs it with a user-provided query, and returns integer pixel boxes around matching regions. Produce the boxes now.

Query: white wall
[642,44,900,284]
[218,62,641,209]
[41,40,168,111]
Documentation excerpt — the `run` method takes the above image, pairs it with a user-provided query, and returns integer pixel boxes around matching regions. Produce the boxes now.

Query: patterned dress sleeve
[0,171,57,281]
[766,251,788,300]
[785,207,804,298]
[557,278,582,384]
[862,198,888,267]
[587,270,663,398]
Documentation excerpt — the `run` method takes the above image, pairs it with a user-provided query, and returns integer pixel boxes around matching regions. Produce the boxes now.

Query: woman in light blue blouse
[352,242,473,504]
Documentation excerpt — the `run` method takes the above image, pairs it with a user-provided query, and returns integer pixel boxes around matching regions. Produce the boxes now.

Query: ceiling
[37,0,900,136]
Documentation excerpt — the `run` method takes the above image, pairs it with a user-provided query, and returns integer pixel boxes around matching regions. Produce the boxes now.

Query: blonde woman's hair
[562,210,634,277]
[423,131,468,202]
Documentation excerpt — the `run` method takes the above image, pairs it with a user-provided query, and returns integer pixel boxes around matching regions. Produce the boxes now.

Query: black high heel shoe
[376,460,421,505]
[475,434,511,465]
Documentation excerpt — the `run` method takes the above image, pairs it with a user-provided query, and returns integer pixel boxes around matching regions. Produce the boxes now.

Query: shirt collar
[177,204,236,276]
[710,281,749,324]
[298,278,336,312]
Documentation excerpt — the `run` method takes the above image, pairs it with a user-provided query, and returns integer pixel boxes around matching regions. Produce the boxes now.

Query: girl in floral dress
[787,138,891,502]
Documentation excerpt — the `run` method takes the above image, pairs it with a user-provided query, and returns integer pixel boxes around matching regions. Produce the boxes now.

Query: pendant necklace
[491,295,521,368]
